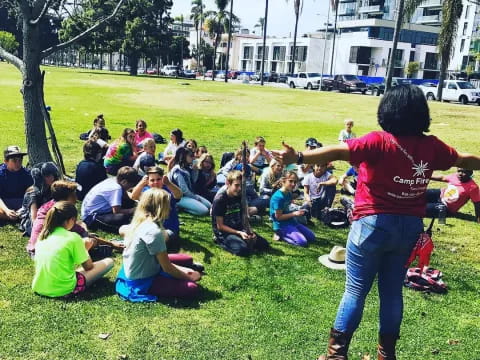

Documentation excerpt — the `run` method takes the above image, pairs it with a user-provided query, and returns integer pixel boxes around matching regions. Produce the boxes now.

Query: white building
[332,18,440,78]
[237,33,332,74]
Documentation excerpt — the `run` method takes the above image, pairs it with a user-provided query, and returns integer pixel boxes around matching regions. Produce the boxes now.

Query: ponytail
[38,201,78,240]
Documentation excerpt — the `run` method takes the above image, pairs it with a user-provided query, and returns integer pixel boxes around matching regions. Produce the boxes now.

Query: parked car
[146,68,158,75]
[137,68,146,74]
[161,65,179,76]
[368,78,412,96]
[181,70,197,79]
[419,80,480,105]
[228,71,242,79]
[288,72,323,90]
[322,74,367,94]
[251,71,278,82]
[277,73,292,83]
[204,70,219,78]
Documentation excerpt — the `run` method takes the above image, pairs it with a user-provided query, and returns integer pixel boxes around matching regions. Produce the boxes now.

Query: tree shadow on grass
[154,287,222,309]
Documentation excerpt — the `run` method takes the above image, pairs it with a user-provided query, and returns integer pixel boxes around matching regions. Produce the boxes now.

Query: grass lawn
[0,62,479,360]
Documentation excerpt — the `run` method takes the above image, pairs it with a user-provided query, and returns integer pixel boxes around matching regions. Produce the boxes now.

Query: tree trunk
[385,0,404,91]
[23,19,53,165]
[129,53,139,76]
[437,60,447,101]
[290,11,299,74]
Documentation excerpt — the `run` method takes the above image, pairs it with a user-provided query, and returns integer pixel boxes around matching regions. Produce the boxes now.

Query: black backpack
[220,152,234,168]
[320,208,349,229]
[152,133,167,144]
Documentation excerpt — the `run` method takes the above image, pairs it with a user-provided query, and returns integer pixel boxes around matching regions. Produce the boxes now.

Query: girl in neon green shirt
[32,201,114,297]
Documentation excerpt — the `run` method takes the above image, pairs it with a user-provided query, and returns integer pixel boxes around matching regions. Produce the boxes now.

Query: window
[460,39,465,52]
[299,73,306,78]
[243,46,253,59]
[410,51,415,62]
[465,5,470,18]
[463,22,468,35]
[448,83,458,90]
[273,46,286,61]
[257,46,269,60]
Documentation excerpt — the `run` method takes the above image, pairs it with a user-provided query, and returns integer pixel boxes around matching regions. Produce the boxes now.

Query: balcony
[338,9,356,16]
[416,14,442,25]
[418,0,442,9]
[339,0,356,2]
[358,5,384,14]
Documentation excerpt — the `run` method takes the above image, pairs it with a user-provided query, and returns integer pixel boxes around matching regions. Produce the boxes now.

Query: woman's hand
[271,142,298,165]
[162,175,171,186]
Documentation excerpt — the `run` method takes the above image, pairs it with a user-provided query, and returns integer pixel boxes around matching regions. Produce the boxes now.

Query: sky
[172,0,330,38]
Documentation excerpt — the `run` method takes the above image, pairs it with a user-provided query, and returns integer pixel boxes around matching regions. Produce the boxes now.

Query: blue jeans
[334,214,423,336]
[177,196,211,216]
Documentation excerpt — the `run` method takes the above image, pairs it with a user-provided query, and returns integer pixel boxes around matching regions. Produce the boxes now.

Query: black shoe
[187,262,205,273]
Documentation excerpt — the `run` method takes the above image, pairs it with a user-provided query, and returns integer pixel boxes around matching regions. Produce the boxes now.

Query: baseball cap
[4,145,27,159]
[305,138,320,148]
[139,154,156,173]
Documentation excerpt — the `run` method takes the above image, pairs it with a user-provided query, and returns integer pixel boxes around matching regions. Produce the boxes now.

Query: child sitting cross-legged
[270,171,316,247]
[116,188,202,301]
[32,201,114,298]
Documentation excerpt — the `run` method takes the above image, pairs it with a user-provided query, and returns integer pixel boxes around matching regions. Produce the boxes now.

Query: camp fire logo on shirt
[412,160,429,178]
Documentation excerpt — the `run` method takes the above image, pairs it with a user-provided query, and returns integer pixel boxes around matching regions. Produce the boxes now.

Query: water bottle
[436,204,447,225]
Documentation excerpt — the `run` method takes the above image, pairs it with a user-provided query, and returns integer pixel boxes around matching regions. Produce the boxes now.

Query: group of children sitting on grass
[2,114,479,302]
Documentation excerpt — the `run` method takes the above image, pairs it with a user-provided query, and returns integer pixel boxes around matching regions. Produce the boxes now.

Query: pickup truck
[419,80,480,105]
[322,75,368,94]
[368,78,412,96]
[288,72,323,90]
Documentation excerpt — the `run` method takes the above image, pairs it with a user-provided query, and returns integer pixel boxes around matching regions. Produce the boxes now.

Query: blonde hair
[344,118,354,126]
[226,170,242,184]
[125,188,170,247]
[39,201,78,241]
[142,138,156,152]
[266,159,283,185]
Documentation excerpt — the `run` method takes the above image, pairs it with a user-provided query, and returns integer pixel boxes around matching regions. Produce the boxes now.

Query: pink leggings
[148,254,200,298]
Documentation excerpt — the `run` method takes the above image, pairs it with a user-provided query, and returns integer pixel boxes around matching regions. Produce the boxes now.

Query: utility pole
[329,0,339,76]
[319,6,331,91]
[260,0,269,86]
[225,0,234,83]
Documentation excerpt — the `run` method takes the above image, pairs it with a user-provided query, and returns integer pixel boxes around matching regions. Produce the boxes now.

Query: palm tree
[190,0,205,70]
[286,0,304,74]
[205,0,239,80]
[254,17,265,36]
[403,0,463,100]
[384,0,405,91]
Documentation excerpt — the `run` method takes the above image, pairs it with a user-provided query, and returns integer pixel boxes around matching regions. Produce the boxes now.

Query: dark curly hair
[377,85,430,136]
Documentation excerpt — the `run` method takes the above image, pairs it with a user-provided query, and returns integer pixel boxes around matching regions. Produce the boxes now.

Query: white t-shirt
[81,177,123,219]
[164,140,186,157]
[304,171,332,199]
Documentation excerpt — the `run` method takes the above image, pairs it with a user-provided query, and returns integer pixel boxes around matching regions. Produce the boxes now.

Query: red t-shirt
[440,173,480,213]
[347,131,458,219]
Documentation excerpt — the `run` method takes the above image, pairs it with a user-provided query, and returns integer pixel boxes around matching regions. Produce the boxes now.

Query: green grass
[0,62,480,360]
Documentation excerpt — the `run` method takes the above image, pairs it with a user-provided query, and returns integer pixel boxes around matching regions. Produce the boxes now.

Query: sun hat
[318,246,346,270]
[4,145,27,159]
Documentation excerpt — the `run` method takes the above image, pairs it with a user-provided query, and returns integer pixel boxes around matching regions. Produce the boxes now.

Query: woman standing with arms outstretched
[273,85,480,360]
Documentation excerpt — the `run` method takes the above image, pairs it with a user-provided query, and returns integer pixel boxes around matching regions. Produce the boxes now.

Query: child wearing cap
[18,162,61,236]
[133,138,156,176]
[338,119,356,142]
[0,146,33,222]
